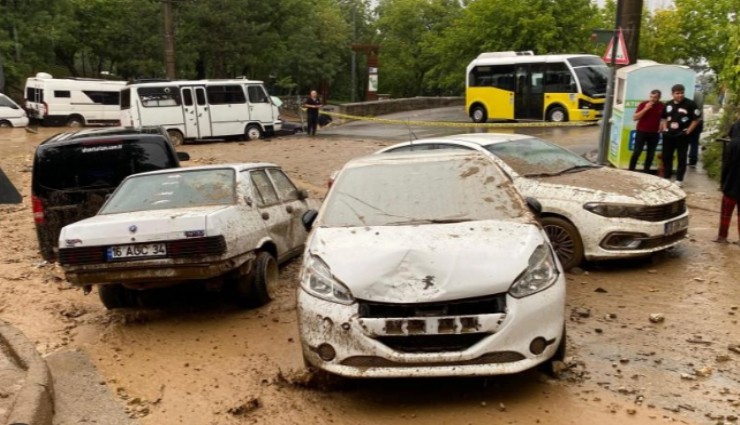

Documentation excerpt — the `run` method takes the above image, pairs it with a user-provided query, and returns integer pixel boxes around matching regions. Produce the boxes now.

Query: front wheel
[0,120,12,128]
[245,124,263,141]
[470,105,487,123]
[66,115,85,127]
[541,216,584,270]
[547,106,568,123]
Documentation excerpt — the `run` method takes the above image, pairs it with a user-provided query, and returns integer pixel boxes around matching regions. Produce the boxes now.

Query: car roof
[379,133,535,152]
[128,163,280,178]
[38,126,169,148]
[345,149,496,169]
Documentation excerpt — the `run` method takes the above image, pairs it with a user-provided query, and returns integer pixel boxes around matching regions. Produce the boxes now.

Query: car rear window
[35,139,175,191]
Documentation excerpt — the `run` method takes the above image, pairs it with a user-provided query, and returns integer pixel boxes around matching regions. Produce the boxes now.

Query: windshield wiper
[525,164,598,178]
[386,218,473,225]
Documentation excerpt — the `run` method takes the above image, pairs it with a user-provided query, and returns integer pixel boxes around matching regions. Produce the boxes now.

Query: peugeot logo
[128,225,138,234]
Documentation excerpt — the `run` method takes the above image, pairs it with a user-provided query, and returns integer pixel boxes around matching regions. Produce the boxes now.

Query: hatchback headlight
[300,255,355,305]
[583,202,643,218]
[509,244,559,298]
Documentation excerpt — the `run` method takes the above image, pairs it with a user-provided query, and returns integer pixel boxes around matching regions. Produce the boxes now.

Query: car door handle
[261,212,270,220]
[286,206,294,214]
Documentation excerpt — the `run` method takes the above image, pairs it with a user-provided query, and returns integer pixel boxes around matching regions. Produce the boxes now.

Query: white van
[0,93,29,128]
[120,79,282,145]
[25,72,126,127]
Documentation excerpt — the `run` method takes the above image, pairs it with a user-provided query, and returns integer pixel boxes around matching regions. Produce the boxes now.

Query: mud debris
[227,397,262,416]
[649,313,665,323]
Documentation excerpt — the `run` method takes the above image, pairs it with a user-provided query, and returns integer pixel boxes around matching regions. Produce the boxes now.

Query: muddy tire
[0,120,12,128]
[167,129,184,146]
[245,124,263,141]
[546,106,568,123]
[234,252,278,308]
[66,115,85,127]
[98,284,137,309]
[470,105,487,123]
[542,216,583,270]
[540,326,567,377]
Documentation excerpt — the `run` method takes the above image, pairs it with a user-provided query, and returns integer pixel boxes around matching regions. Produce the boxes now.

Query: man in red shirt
[629,89,665,172]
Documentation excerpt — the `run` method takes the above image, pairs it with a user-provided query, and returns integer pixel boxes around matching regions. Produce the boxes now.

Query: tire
[541,216,584,270]
[167,129,184,146]
[540,325,567,377]
[98,284,137,309]
[234,252,278,307]
[66,115,85,127]
[547,106,568,123]
[245,124,263,141]
[36,228,56,262]
[470,105,487,123]
[0,120,12,128]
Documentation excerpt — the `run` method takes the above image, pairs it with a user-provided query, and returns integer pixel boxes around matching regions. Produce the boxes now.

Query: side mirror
[177,151,191,161]
[297,189,309,200]
[525,197,542,217]
[302,209,318,232]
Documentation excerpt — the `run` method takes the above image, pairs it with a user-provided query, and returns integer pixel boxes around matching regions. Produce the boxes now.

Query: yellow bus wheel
[470,105,488,123]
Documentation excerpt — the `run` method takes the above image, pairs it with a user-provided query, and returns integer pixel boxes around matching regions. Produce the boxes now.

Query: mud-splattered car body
[59,164,317,307]
[298,151,566,378]
[377,134,689,269]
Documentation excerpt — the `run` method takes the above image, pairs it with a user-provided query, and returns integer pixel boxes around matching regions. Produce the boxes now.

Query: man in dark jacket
[302,90,322,136]
[660,84,701,188]
[714,113,740,243]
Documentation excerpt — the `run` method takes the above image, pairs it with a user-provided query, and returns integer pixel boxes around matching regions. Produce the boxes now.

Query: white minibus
[0,93,29,128]
[24,73,126,126]
[120,79,282,145]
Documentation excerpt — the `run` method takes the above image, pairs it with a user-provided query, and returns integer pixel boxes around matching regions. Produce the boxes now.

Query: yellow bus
[465,52,608,122]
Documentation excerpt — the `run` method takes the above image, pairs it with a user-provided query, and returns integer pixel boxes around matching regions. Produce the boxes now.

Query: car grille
[634,200,686,222]
[358,294,507,319]
[341,351,525,367]
[641,229,688,249]
[376,333,492,353]
[59,236,226,265]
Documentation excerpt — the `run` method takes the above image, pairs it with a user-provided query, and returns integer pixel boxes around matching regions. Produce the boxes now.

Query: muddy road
[0,126,738,425]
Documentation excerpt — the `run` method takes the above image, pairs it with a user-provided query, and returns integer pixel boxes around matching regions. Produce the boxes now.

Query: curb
[0,321,54,425]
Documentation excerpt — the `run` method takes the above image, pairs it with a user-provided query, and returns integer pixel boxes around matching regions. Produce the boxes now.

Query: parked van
[25,72,126,127]
[31,127,189,261]
[0,93,29,128]
[120,79,282,145]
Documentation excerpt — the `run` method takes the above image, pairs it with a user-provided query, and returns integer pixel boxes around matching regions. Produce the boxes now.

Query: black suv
[31,127,189,261]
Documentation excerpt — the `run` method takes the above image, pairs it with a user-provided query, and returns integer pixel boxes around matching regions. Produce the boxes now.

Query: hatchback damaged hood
[309,221,544,304]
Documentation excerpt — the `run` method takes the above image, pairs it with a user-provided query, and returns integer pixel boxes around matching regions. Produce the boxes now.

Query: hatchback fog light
[529,337,547,355]
[317,343,336,361]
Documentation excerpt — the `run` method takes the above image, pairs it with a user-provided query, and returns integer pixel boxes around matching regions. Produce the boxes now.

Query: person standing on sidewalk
[629,89,664,172]
[302,90,322,136]
[660,84,701,187]
[714,115,740,243]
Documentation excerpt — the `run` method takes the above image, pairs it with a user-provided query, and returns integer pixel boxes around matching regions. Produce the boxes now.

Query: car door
[245,84,274,127]
[266,168,309,257]
[248,169,292,260]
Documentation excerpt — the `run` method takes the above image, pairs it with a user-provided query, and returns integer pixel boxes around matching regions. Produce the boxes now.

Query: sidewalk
[0,320,54,425]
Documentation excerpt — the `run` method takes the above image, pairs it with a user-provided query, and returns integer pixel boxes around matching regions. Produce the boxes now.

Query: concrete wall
[337,96,464,119]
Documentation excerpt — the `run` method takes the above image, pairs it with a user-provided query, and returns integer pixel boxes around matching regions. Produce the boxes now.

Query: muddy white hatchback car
[298,151,566,378]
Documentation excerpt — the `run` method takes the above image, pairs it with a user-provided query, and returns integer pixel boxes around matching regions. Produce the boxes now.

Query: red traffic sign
[603,29,630,65]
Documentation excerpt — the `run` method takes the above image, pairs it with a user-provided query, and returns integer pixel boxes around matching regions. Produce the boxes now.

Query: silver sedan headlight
[583,202,643,218]
[508,244,559,298]
[300,255,355,305]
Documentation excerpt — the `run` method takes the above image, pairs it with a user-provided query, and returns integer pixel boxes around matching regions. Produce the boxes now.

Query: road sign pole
[597,1,624,165]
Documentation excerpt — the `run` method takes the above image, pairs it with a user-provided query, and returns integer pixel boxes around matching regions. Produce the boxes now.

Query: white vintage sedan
[299,151,566,378]
[59,164,317,309]
[377,134,689,270]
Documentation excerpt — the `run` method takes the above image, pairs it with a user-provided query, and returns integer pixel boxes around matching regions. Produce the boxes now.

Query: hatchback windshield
[484,138,597,177]
[320,155,526,227]
[101,169,236,214]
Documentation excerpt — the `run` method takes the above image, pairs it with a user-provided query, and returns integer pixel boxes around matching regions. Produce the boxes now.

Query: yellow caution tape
[320,110,599,128]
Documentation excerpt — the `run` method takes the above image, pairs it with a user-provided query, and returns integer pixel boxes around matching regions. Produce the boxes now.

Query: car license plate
[107,243,167,260]
[664,216,689,235]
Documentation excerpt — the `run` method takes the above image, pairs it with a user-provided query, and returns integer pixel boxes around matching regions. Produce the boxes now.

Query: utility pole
[163,0,176,79]
[351,2,357,102]
[621,0,643,65]
[596,0,624,165]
